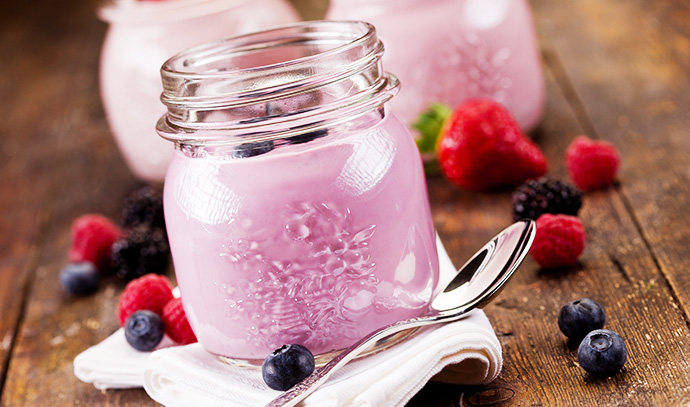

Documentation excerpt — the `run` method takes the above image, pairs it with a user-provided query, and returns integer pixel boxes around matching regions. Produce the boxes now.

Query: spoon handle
[263,312,464,407]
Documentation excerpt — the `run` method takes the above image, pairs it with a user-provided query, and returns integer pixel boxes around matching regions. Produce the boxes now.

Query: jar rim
[98,0,257,24]
[157,20,399,146]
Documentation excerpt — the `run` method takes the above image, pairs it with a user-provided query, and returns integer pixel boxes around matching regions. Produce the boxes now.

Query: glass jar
[99,0,300,182]
[326,0,545,132]
[157,21,439,363]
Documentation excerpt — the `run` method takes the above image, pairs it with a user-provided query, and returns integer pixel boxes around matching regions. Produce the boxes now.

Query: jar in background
[326,0,545,132]
[157,21,439,363]
[99,0,299,182]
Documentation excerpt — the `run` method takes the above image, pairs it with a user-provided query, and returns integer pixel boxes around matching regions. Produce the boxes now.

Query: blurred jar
[99,0,300,182]
[326,0,544,132]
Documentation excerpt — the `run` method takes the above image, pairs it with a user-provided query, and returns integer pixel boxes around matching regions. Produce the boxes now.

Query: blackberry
[512,178,583,220]
[111,225,170,281]
[122,186,166,231]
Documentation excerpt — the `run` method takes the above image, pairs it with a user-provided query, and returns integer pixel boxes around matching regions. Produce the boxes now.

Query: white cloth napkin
[144,311,500,407]
[74,236,503,405]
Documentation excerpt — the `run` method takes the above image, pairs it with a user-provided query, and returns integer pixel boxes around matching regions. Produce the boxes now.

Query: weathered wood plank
[0,0,147,405]
[531,0,690,323]
[422,47,690,406]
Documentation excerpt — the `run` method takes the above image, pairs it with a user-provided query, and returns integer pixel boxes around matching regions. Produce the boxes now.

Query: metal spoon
[265,219,536,407]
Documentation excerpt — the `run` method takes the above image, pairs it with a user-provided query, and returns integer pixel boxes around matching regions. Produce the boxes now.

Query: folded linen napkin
[74,235,503,404]
[143,310,501,407]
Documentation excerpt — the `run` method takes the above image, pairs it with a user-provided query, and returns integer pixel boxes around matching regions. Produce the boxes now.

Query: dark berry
[233,140,275,158]
[512,178,583,221]
[124,310,165,352]
[111,225,170,281]
[577,329,627,377]
[262,344,315,391]
[59,261,99,296]
[558,298,605,341]
[122,186,166,231]
[285,128,328,145]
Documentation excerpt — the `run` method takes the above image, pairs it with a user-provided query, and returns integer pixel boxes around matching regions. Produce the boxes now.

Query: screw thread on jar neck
[156,21,399,147]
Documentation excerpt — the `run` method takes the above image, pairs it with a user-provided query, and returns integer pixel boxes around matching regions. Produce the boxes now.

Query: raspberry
[162,297,197,345]
[68,214,122,270]
[117,274,174,326]
[122,186,166,231]
[565,136,620,191]
[111,225,170,281]
[436,99,547,191]
[531,214,586,268]
[512,178,583,220]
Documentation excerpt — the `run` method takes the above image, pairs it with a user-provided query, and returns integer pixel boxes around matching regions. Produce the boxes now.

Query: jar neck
[157,21,399,147]
[99,0,258,25]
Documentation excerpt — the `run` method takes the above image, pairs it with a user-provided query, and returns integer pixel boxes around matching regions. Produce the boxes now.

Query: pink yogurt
[164,114,438,359]
[327,0,545,131]
[157,22,439,360]
[99,0,299,182]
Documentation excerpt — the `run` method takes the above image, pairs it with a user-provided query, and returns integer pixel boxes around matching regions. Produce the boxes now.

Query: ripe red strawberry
[68,214,122,270]
[531,214,586,269]
[162,297,197,345]
[565,136,620,191]
[414,99,547,191]
[118,274,174,326]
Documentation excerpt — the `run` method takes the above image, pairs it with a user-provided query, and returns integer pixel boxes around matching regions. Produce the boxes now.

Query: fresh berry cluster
[557,298,627,378]
[119,274,197,351]
[60,186,170,295]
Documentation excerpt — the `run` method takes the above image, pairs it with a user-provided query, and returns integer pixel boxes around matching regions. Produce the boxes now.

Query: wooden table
[2,0,690,405]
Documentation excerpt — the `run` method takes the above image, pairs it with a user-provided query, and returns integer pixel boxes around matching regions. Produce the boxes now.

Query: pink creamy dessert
[327,0,544,131]
[99,0,299,182]
[164,114,438,359]
[157,22,439,360]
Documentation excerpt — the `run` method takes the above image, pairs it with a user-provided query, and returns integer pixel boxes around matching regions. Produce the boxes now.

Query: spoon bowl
[266,219,536,407]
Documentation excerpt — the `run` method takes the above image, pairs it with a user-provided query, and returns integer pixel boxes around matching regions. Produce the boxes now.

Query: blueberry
[285,128,328,145]
[59,262,99,296]
[233,140,275,158]
[262,344,315,391]
[125,310,165,352]
[577,329,627,377]
[558,298,605,342]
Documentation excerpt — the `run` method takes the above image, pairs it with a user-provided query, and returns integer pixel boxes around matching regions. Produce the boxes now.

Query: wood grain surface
[1,0,689,406]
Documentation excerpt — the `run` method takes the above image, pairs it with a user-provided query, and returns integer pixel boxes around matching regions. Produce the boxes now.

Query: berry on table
[124,310,166,352]
[565,135,620,191]
[415,99,547,191]
[577,329,627,377]
[512,178,583,221]
[558,298,605,342]
[162,297,197,345]
[122,186,166,231]
[68,214,122,270]
[59,262,100,296]
[111,225,170,281]
[118,274,174,326]
[531,214,586,269]
[262,344,315,391]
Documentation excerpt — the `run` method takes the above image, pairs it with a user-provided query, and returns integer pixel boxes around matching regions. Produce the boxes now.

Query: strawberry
[414,99,547,191]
